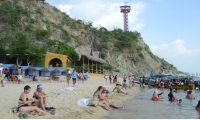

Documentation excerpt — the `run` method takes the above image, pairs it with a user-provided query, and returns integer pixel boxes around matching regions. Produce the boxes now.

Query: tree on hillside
[8,32,46,66]
[56,41,79,61]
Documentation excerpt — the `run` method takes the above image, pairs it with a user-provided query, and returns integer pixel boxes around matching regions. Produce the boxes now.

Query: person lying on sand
[101,87,124,110]
[112,83,129,95]
[92,86,112,111]
[18,85,46,115]
[33,85,48,112]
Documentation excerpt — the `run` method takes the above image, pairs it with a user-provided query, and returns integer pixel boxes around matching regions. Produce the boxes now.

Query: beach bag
[158,83,161,87]
[77,99,89,106]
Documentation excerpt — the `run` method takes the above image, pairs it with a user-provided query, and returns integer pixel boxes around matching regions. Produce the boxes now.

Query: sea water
[101,87,200,119]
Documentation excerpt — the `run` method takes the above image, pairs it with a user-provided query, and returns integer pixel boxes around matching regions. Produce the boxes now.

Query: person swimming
[195,100,200,111]
[177,99,182,106]
[173,88,177,93]
[152,89,163,101]
[168,91,176,101]
[186,88,195,99]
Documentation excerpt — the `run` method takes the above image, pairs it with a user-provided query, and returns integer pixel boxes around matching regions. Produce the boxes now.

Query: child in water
[177,99,182,106]
[173,88,177,93]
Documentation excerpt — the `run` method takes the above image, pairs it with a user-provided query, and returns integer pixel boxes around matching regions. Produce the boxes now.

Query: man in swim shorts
[113,84,128,95]
[17,67,22,84]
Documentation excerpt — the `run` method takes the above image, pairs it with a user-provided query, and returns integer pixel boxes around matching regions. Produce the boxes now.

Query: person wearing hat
[33,85,48,112]
[0,63,4,87]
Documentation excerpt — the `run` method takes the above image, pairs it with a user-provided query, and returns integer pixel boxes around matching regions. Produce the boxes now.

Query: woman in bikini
[93,86,112,111]
[18,85,45,114]
[101,88,125,110]
[33,85,48,111]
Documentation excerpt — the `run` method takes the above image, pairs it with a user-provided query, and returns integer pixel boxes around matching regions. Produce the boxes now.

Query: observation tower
[120,3,131,31]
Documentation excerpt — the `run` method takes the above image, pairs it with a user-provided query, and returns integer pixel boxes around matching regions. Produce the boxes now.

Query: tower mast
[120,3,131,32]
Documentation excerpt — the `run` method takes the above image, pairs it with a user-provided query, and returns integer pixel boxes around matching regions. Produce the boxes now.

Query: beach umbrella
[9,65,18,75]
[2,64,15,69]
[27,66,43,77]
[40,68,55,82]
[53,68,65,76]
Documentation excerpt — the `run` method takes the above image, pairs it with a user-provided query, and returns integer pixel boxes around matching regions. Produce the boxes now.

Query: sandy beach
[0,75,139,119]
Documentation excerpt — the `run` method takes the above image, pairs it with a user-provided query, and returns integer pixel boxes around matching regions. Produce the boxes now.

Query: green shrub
[139,53,144,58]
[137,47,143,52]
[35,29,51,40]
[101,52,106,59]
[103,65,113,70]
[114,69,120,72]
[30,18,38,23]
[35,8,43,15]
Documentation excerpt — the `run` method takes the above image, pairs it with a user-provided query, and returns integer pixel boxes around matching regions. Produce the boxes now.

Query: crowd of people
[1,62,200,118]
[149,78,198,112]
[0,63,24,86]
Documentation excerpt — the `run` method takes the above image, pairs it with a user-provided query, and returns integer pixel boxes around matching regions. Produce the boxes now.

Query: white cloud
[150,39,200,73]
[150,39,200,58]
[57,0,145,31]
[57,4,73,16]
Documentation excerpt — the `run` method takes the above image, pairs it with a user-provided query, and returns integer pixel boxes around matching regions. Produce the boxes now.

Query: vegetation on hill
[0,1,78,66]
[0,0,179,75]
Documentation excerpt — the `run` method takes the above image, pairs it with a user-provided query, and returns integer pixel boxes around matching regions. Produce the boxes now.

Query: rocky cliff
[0,0,181,77]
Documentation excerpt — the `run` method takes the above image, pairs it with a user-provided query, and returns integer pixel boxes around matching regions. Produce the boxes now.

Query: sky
[45,0,200,74]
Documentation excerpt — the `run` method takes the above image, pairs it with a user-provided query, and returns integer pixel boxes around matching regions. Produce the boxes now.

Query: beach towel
[61,86,74,91]
[77,98,89,106]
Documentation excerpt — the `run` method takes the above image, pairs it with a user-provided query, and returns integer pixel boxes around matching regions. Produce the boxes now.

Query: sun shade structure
[75,46,106,64]
[27,66,43,77]
[52,68,66,76]
[20,66,30,70]
[40,68,53,77]
[75,46,106,74]
[2,64,15,69]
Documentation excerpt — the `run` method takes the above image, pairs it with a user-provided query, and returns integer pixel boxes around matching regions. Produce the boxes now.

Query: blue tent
[40,68,55,77]
[27,66,43,77]
[21,66,30,70]
[47,68,55,72]
[34,67,43,71]
[8,65,18,75]
[57,68,66,72]
[2,64,15,69]
[52,68,66,76]
[19,66,30,76]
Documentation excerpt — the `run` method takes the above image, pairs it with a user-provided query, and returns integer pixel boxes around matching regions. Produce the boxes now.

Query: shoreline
[0,76,139,119]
